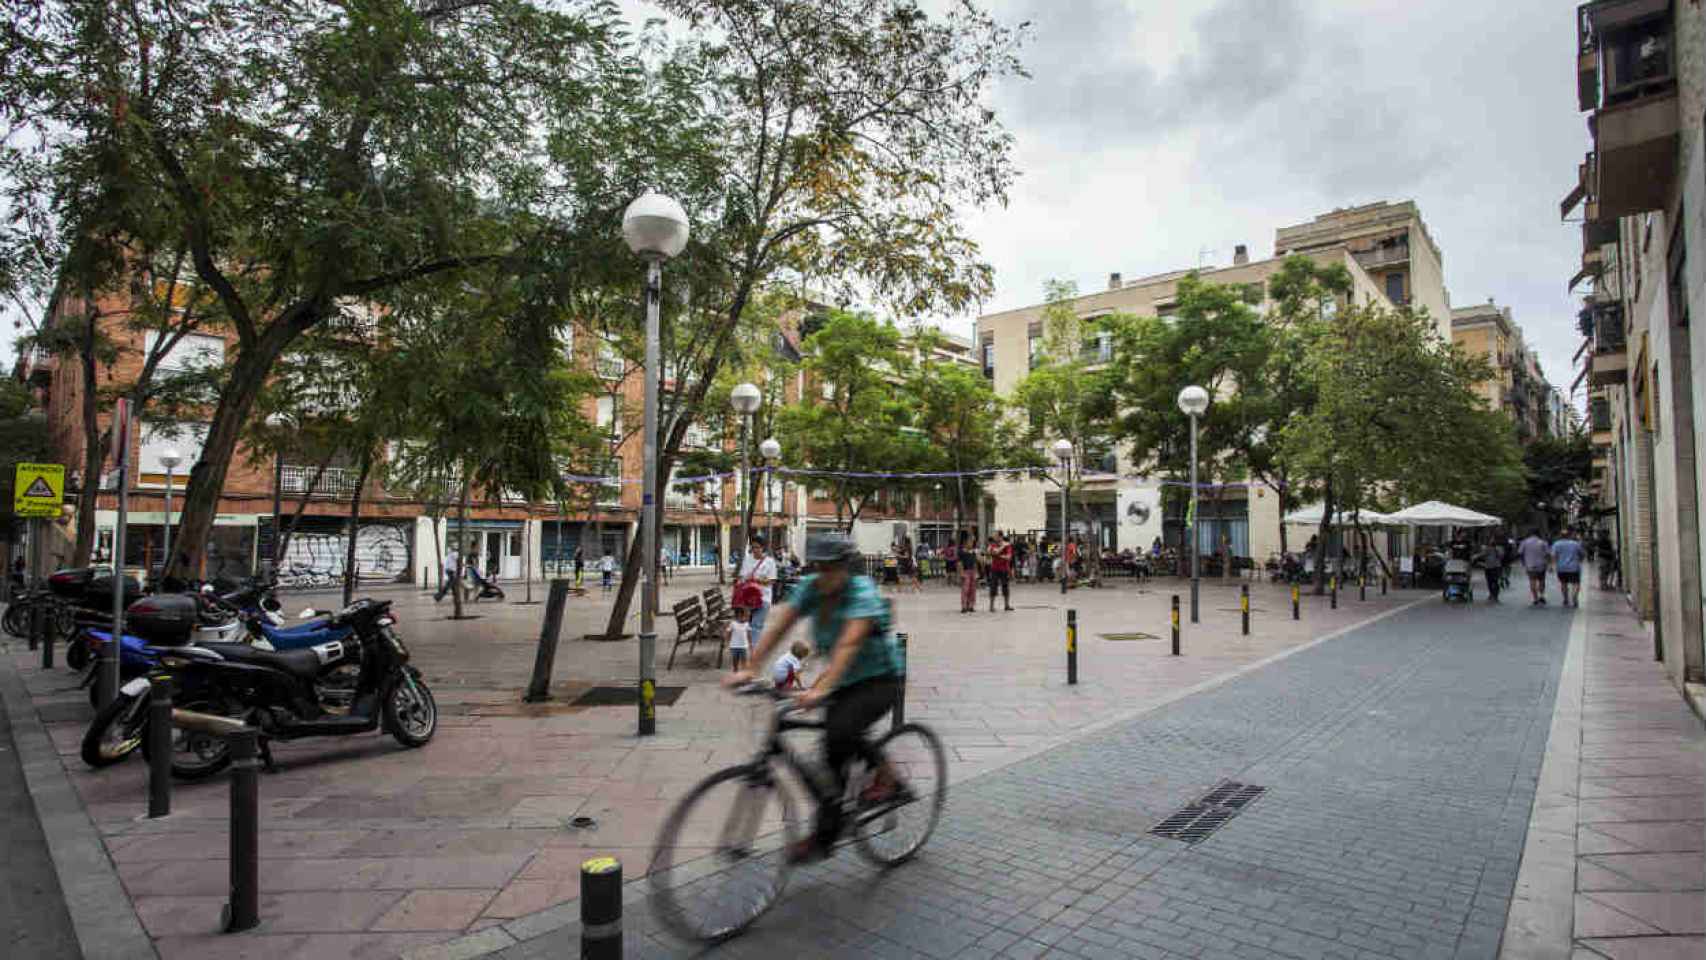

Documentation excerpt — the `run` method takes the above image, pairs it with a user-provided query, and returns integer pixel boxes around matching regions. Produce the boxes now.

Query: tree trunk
[341,448,373,606]
[710,507,725,584]
[451,475,470,619]
[431,512,443,592]
[1275,473,1289,556]
[1312,482,1336,595]
[71,310,104,566]
[166,320,300,581]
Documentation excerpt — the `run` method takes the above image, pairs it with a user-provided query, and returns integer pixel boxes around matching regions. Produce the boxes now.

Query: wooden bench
[666,595,718,669]
[702,588,731,630]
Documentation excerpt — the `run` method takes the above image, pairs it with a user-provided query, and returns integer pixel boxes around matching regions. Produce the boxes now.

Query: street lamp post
[759,436,781,553]
[623,190,690,739]
[160,448,181,582]
[1052,439,1073,595]
[730,382,761,563]
[1177,385,1210,624]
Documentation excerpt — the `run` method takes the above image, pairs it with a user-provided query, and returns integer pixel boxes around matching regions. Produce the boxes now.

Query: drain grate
[571,685,687,707]
[1149,781,1267,844]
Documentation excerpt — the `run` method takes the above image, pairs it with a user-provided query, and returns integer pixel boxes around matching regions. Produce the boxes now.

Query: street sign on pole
[13,462,65,518]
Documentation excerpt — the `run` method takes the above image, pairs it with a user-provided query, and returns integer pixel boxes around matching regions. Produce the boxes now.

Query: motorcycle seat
[200,642,330,681]
[260,619,338,641]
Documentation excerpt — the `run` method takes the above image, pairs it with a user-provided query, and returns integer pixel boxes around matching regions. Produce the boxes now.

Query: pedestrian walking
[434,548,460,602]
[1480,539,1504,603]
[1552,528,1585,608]
[572,545,584,588]
[958,534,979,613]
[599,551,615,593]
[1518,529,1550,606]
[987,531,1013,612]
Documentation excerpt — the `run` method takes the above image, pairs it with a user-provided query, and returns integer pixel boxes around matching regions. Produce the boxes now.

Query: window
[138,421,208,475]
[562,325,574,360]
[1028,335,1044,369]
[143,332,225,373]
[1384,272,1405,304]
[596,396,621,437]
[820,379,836,401]
[597,458,623,507]
[981,339,995,378]
[597,339,624,380]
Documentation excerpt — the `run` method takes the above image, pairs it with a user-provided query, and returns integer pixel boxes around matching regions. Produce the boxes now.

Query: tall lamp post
[1052,439,1073,595]
[266,413,287,568]
[730,382,761,563]
[759,436,782,553]
[160,448,181,582]
[1177,385,1210,623]
[623,190,690,738]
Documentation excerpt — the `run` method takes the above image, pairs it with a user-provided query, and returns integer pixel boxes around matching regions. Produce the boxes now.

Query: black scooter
[81,597,435,778]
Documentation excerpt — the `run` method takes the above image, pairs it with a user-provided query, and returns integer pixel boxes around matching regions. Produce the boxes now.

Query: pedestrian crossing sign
[13,462,65,518]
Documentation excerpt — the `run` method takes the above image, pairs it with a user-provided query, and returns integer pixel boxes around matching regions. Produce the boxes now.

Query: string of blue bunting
[559,463,1272,490]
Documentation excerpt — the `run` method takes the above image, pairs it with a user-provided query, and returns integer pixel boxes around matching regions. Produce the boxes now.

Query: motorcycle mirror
[200,583,215,594]
[300,608,317,619]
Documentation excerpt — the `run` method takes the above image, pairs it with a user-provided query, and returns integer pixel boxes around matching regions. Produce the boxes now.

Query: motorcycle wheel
[81,690,148,768]
[66,634,91,672]
[144,698,235,780]
[383,674,437,748]
[2,603,27,638]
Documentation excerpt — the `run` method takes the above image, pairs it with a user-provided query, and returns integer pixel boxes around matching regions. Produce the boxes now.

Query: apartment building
[975,202,1446,563]
[1561,0,1706,703]
[1450,300,1566,443]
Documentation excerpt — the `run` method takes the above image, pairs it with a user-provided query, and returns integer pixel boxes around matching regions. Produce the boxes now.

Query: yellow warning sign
[13,463,64,518]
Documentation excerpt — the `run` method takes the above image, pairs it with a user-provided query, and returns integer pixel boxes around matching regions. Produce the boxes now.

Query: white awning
[1282,504,1395,526]
[1383,500,1502,528]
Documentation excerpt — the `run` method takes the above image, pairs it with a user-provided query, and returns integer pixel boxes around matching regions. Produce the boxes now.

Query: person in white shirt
[598,552,616,593]
[726,606,752,671]
[740,536,778,636]
[434,549,459,602]
[770,640,811,689]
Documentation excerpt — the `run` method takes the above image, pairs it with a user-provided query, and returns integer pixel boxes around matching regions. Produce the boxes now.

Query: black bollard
[1330,576,1338,610]
[1240,584,1250,636]
[1291,583,1300,621]
[1066,611,1077,685]
[39,607,53,670]
[893,633,909,726]
[1170,595,1180,656]
[147,676,173,819]
[1360,575,1366,602]
[27,598,40,652]
[223,729,261,933]
[1381,575,1388,596]
[581,856,623,959]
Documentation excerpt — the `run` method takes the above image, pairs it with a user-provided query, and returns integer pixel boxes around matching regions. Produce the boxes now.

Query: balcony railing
[1594,304,1627,353]
[1353,245,1409,270]
[280,464,361,497]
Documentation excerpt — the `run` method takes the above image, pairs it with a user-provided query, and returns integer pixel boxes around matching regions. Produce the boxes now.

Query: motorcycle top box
[47,566,100,598]
[88,573,145,605]
[125,594,198,646]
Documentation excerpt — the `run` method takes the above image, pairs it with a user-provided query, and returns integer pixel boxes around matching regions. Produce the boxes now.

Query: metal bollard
[893,633,908,727]
[638,631,656,737]
[1240,584,1249,636]
[1291,583,1300,621]
[1359,575,1366,602]
[224,729,261,933]
[39,606,53,670]
[27,598,40,651]
[581,856,623,959]
[147,676,173,819]
[1330,576,1338,610]
[1066,611,1077,685]
[1170,595,1180,656]
[1381,575,1388,596]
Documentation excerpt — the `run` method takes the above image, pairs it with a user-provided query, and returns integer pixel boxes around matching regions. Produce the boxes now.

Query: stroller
[1442,557,1474,603]
[466,564,506,601]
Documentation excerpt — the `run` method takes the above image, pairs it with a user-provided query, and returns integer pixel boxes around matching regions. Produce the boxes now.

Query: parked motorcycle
[81,596,434,777]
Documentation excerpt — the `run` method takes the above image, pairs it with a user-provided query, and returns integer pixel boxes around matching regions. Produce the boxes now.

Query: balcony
[280,464,362,497]
[1352,244,1410,270]
[1577,0,1680,218]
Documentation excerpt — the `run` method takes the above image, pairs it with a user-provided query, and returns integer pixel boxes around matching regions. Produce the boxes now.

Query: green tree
[594,0,1023,635]
[776,311,931,532]
[909,328,1028,536]
[3,0,637,580]
[1524,434,1592,534]
[0,381,56,554]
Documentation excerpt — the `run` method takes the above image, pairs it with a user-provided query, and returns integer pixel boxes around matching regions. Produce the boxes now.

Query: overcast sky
[5,0,1589,409]
[952,0,1587,409]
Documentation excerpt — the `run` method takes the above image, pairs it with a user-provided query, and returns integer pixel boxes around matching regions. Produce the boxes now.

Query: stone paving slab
[2,575,1407,960]
[481,581,1583,959]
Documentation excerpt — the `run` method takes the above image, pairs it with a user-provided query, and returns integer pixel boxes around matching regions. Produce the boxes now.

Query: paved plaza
[1,572,1700,959]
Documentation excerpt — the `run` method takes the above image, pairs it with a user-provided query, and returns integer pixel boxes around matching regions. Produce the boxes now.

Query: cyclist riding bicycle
[725,532,905,863]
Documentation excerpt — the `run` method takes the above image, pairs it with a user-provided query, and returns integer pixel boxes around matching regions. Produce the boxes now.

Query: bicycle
[647,682,947,943]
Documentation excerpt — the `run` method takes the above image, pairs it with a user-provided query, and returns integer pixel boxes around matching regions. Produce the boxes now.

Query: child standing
[726,607,752,671]
[598,552,615,593]
[771,640,810,689]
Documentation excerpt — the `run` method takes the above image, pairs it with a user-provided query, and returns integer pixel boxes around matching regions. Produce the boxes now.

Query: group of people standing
[1458,528,1592,607]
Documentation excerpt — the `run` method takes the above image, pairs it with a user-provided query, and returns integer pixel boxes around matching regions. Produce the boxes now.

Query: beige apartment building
[1451,300,1564,443]
[976,201,1450,564]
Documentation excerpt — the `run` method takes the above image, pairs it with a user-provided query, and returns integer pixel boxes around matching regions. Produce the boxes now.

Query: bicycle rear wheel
[853,722,947,866]
[648,763,798,943]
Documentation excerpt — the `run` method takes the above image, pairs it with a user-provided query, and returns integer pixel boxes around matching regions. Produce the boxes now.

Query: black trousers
[988,569,1010,605]
[1483,568,1501,600]
[818,675,902,845]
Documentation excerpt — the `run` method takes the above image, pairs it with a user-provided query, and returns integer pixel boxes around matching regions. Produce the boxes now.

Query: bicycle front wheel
[648,763,798,943]
[854,722,948,867]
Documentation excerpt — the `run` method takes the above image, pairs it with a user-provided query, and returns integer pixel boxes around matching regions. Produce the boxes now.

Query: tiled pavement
[485,580,1605,959]
[2,575,1419,960]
